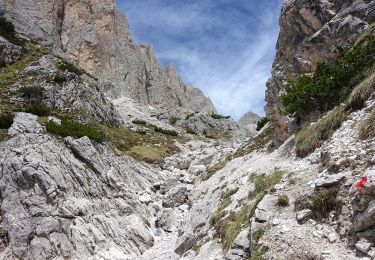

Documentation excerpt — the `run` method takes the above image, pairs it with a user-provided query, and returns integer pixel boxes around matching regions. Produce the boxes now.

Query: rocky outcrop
[0,36,22,66]
[0,0,216,113]
[238,112,260,126]
[0,113,159,259]
[266,0,375,144]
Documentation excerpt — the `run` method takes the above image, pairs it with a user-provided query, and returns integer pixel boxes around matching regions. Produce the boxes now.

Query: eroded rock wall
[0,0,216,113]
[266,0,375,144]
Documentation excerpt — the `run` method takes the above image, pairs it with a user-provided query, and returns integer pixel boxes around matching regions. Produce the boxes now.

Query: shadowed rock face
[266,0,375,144]
[0,0,216,113]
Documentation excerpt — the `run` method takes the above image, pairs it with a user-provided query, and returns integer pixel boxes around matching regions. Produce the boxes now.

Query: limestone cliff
[0,0,216,113]
[266,0,375,144]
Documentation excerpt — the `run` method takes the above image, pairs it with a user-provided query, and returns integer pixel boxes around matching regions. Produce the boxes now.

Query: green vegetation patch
[0,16,24,46]
[203,128,231,140]
[58,60,84,76]
[46,119,104,142]
[24,101,50,116]
[281,35,375,117]
[204,157,230,180]
[256,117,269,131]
[0,45,42,88]
[211,113,231,120]
[294,187,339,219]
[358,109,375,140]
[250,228,269,260]
[248,170,284,199]
[295,69,375,157]
[100,124,182,164]
[295,106,346,157]
[277,194,289,207]
[0,113,13,129]
[234,124,274,158]
[18,86,45,100]
[216,205,251,251]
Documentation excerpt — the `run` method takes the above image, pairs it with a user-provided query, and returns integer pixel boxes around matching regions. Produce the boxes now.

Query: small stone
[355,239,373,253]
[272,218,281,226]
[339,227,346,236]
[296,209,313,224]
[139,194,152,205]
[315,224,323,231]
[328,232,338,243]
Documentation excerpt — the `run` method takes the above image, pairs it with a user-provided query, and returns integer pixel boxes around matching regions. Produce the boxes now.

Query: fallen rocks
[296,209,313,224]
[356,239,373,254]
[156,208,177,232]
[162,186,189,208]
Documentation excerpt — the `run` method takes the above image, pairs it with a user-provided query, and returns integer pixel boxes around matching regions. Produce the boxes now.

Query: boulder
[162,186,189,208]
[0,36,22,66]
[296,209,313,224]
[8,113,45,137]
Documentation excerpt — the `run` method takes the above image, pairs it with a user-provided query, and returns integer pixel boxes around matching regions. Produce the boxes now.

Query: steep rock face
[0,0,216,113]
[266,0,375,144]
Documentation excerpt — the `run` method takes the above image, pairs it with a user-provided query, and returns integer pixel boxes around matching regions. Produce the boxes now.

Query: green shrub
[58,61,84,76]
[211,113,231,120]
[54,73,67,83]
[46,119,104,142]
[0,16,24,46]
[256,117,269,131]
[154,126,178,136]
[24,101,50,116]
[282,35,375,117]
[132,119,147,125]
[277,194,289,207]
[18,86,45,100]
[0,113,13,129]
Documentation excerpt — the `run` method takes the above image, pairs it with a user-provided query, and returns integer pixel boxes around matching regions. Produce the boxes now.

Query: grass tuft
[234,124,274,158]
[295,106,346,157]
[204,158,230,180]
[0,113,14,129]
[211,113,231,120]
[277,194,289,207]
[358,110,375,140]
[248,171,284,199]
[46,119,104,142]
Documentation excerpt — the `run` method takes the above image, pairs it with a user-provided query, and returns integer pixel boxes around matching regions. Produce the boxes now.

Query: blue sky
[117,0,282,119]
